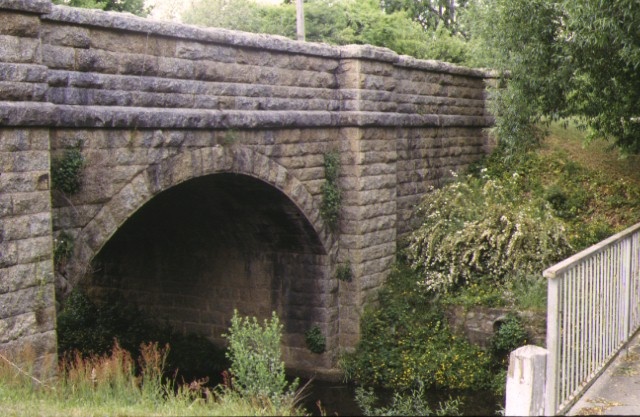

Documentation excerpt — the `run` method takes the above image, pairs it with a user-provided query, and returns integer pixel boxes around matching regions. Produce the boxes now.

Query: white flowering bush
[406,171,573,293]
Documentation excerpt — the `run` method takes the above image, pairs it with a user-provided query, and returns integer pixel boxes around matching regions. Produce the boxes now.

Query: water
[302,380,362,416]
[302,379,503,416]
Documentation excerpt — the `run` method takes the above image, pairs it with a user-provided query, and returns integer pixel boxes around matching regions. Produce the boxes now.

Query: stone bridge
[0,0,495,377]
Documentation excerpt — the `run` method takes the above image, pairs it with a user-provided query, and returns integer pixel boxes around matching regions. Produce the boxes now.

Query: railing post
[545,274,560,415]
[506,345,548,416]
[625,240,633,341]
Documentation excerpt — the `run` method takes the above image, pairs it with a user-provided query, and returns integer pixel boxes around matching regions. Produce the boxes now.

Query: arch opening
[82,173,333,369]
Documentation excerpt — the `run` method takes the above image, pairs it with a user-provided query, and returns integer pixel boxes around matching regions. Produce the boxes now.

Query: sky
[144,0,193,21]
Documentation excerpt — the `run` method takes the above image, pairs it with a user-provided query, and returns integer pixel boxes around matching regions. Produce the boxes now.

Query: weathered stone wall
[0,0,495,376]
[446,306,547,349]
[0,0,57,375]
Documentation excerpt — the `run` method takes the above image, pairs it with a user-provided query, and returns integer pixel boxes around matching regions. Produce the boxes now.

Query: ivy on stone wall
[54,231,74,273]
[304,325,326,354]
[51,144,85,195]
[335,260,353,282]
[320,151,342,230]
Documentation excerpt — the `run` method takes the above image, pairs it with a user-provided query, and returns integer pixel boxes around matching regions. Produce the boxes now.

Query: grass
[544,122,640,186]
[0,342,306,417]
[541,122,640,233]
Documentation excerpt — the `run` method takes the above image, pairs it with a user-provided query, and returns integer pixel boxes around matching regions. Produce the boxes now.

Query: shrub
[51,145,84,195]
[335,260,353,282]
[440,281,507,309]
[53,231,74,271]
[304,326,326,354]
[355,382,461,416]
[490,314,528,363]
[406,172,573,293]
[223,310,299,405]
[342,263,493,391]
[320,151,342,230]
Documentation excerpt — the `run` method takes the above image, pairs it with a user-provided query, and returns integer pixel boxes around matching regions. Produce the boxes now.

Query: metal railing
[544,222,640,415]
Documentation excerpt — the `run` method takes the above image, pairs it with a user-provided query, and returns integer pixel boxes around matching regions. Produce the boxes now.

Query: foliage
[51,146,85,195]
[439,272,547,312]
[355,382,461,416]
[489,314,528,363]
[406,170,573,293]
[479,129,640,251]
[183,0,473,64]
[52,0,151,16]
[0,341,304,416]
[183,0,296,38]
[57,290,157,357]
[381,0,469,34]
[56,290,227,381]
[439,281,507,310]
[336,260,353,282]
[342,263,493,391]
[504,274,547,312]
[320,151,342,230]
[470,0,640,154]
[53,231,74,271]
[223,310,299,406]
[304,326,326,354]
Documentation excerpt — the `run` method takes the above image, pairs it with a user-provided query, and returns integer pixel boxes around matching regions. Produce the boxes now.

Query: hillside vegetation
[519,122,640,250]
[343,122,640,412]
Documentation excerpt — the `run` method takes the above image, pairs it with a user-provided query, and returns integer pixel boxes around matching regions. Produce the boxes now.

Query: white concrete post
[505,345,548,416]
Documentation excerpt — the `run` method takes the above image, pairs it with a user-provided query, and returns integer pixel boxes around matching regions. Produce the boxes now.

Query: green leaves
[184,0,473,63]
[406,172,573,293]
[51,146,85,195]
[52,0,151,16]
[320,151,342,230]
[223,310,299,404]
[472,0,640,153]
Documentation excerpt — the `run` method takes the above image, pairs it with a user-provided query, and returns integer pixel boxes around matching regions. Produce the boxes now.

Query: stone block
[41,44,75,71]
[0,35,40,64]
[157,56,195,79]
[175,40,237,62]
[0,150,49,172]
[0,283,54,320]
[0,81,44,101]
[0,63,47,84]
[76,48,118,74]
[16,235,51,264]
[0,11,39,37]
[0,260,50,293]
[0,240,18,267]
[2,212,50,241]
[118,53,159,77]
[41,23,90,48]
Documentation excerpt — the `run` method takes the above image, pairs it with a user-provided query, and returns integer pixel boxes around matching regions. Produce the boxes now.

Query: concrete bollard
[505,345,548,416]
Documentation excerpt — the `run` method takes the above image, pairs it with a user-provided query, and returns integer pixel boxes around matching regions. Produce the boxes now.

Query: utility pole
[296,0,305,41]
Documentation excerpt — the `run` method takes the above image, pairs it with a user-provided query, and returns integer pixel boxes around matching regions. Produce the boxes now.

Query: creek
[301,379,503,416]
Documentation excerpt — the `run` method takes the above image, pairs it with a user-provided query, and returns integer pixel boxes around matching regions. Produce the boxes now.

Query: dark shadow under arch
[83,172,335,367]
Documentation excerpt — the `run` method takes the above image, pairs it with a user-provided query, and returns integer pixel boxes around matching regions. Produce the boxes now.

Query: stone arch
[68,145,334,284]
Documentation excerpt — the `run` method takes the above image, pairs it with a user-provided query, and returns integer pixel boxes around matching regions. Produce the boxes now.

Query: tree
[52,0,151,17]
[471,0,640,154]
[183,0,472,64]
[183,0,297,37]
[382,0,470,35]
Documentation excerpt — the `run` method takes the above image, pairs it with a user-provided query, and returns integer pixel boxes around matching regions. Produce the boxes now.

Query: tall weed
[223,310,300,408]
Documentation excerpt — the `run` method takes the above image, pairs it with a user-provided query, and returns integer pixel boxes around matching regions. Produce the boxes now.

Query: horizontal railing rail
[544,222,640,415]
